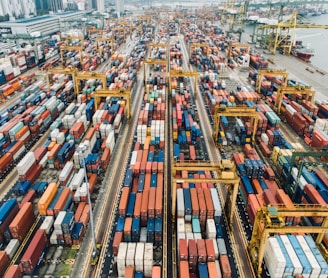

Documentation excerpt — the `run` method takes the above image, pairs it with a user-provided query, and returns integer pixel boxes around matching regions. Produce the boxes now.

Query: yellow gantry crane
[248,205,328,278]
[74,72,107,96]
[144,43,169,82]
[213,106,259,143]
[171,160,240,227]
[274,85,316,113]
[94,88,131,119]
[227,42,250,60]
[255,69,288,94]
[255,12,328,55]
[112,27,126,39]
[189,43,209,57]
[46,66,78,93]
[170,70,198,98]
[60,36,84,64]
[95,37,114,53]
[88,27,104,38]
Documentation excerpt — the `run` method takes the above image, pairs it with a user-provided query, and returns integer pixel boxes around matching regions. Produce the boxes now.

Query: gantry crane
[64,35,84,47]
[60,45,84,64]
[45,66,78,93]
[189,43,209,57]
[213,106,259,143]
[227,42,250,60]
[143,59,169,85]
[170,70,198,98]
[74,72,107,96]
[248,205,328,278]
[94,88,131,119]
[112,27,126,40]
[255,12,328,55]
[285,151,328,198]
[88,27,104,38]
[255,69,288,94]
[172,161,240,227]
[95,37,114,53]
[274,85,316,113]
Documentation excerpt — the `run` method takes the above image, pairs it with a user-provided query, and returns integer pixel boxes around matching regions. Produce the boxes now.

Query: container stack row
[112,80,165,278]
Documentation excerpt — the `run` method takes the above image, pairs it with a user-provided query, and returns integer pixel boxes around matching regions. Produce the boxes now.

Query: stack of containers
[112,77,165,277]
[173,76,233,277]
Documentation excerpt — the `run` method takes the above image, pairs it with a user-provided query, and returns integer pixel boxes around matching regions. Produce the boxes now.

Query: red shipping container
[220,255,232,278]
[197,239,207,263]
[179,239,188,261]
[19,190,36,209]
[263,190,278,206]
[0,251,9,276]
[205,239,216,262]
[118,187,130,216]
[33,147,47,163]
[4,264,23,278]
[10,202,35,242]
[20,229,47,274]
[74,202,86,222]
[112,231,123,256]
[0,153,13,174]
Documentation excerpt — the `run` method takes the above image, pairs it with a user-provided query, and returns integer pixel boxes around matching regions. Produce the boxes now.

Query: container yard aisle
[71,43,146,277]
[180,44,255,278]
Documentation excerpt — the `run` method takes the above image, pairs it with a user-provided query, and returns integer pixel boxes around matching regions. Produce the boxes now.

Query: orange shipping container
[220,255,232,278]
[152,266,161,278]
[148,187,156,218]
[38,183,58,215]
[79,204,90,227]
[4,264,22,278]
[0,251,9,276]
[118,187,130,216]
[48,144,61,160]
[208,261,219,278]
[9,202,35,242]
[53,188,71,215]
[179,261,190,278]
[47,141,56,151]
[74,202,86,222]
[133,193,142,218]
[155,186,162,217]
[124,265,134,278]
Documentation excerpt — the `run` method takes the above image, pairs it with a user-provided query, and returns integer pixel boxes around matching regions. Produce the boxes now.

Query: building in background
[35,0,50,16]
[115,0,124,17]
[49,0,64,12]
[0,0,36,19]
[97,0,104,12]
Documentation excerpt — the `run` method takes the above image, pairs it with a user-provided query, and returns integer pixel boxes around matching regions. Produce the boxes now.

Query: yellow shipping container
[271,146,280,164]
[38,182,58,215]
[173,132,178,141]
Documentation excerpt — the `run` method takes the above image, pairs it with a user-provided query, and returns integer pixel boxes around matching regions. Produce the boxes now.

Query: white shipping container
[212,239,219,259]
[296,235,321,278]
[54,211,66,232]
[193,233,202,240]
[126,242,136,266]
[177,188,185,217]
[17,152,36,175]
[130,151,138,166]
[135,242,144,272]
[185,223,192,234]
[264,237,286,278]
[40,216,54,235]
[117,242,128,277]
[210,188,222,217]
[50,230,58,245]
[71,169,85,190]
[206,219,216,239]
[39,152,49,168]
[140,227,147,242]
[177,218,185,234]
[13,145,26,161]
[186,232,194,241]
[59,161,73,182]
[215,260,223,278]
[4,239,20,259]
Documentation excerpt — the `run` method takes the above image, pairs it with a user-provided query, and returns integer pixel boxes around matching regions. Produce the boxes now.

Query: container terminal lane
[0,6,328,278]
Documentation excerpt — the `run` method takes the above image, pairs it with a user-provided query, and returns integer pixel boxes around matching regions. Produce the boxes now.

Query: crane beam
[213,107,259,143]
[255,69,288,94]
[74,72,107,96]
[227,42,250,59]
[248,206,328,278]
[274,85,315,113]
[95,89,131,119]
[46,67,78,94]
[172,161,240,227]
[170,70,198,98]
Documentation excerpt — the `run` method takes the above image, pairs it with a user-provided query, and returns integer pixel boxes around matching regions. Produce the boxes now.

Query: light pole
[82,154,98,258]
